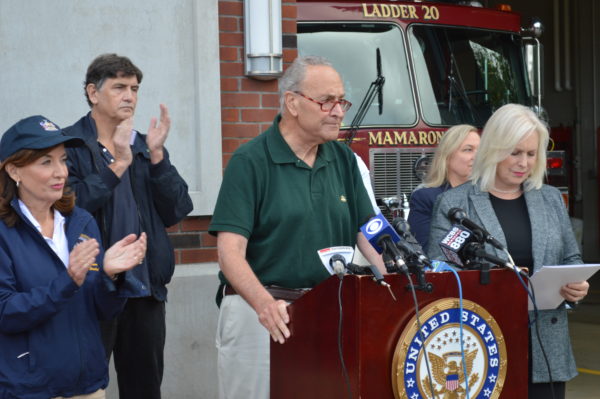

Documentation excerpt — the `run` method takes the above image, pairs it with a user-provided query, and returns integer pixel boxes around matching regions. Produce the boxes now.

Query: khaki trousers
[216,295,270,399]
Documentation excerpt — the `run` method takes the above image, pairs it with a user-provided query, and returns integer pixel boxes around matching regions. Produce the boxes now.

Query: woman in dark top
[428,104,589,399]
[408,124,479,251]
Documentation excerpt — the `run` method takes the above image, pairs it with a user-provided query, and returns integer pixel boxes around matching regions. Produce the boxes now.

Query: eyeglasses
[294,91,352,112]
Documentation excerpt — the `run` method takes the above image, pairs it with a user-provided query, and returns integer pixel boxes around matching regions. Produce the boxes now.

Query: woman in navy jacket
[408,124,479,251]
[0,116,146,399]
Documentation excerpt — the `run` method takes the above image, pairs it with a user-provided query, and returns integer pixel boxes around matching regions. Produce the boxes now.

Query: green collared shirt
[210,115,374,290]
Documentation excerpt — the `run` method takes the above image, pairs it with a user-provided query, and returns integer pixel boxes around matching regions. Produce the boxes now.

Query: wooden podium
[271,269,528,398]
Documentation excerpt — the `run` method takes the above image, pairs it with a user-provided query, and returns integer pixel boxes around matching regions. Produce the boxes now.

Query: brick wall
[168,0,298,265]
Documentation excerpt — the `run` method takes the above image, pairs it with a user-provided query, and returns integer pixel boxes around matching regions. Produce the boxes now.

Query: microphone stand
[403,257,434,293]
[381,241,433,292]
[461,242,532,285]
[455,242,491,284]
[408,264,434,292]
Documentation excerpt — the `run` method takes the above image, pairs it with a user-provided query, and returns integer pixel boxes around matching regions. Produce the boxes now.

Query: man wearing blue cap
[63,54,193,399]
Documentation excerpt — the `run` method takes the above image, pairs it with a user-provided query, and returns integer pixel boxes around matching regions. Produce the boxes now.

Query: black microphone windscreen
[448,207,466,223]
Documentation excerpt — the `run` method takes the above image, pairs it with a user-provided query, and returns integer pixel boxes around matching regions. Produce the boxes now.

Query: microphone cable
[503,251,556,399]
[402,268,438,399]
[432,262,471,399]
[335,277,353,399]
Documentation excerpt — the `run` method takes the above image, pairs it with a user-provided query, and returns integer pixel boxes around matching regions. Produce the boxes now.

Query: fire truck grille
[370,149,434,200]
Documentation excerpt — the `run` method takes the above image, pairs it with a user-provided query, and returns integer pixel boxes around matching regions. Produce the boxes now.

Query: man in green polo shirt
[209,56,385,399]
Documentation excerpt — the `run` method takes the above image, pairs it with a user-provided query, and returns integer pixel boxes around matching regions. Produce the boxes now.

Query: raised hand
[146,104,171,164]
[68,239,100,286]
[111,117,134,176]
[103,232,148,279]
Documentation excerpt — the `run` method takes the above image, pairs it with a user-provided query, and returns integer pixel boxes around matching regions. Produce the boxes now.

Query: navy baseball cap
[0,115,83,162]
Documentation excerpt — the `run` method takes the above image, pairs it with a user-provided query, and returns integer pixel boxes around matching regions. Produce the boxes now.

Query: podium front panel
[271,269,528,398]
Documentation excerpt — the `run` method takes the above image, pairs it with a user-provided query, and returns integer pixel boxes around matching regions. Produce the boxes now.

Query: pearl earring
[16,180,20,188]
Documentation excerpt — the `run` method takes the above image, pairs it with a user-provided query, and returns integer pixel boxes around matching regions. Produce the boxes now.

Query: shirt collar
[266,114,335,166]
[18,199,65,239]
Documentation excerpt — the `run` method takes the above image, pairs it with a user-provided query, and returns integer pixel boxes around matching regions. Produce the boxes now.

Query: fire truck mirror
[522,20,544,114]
[522,19,544,39]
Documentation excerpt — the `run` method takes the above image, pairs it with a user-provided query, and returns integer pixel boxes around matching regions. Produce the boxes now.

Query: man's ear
[284,91,300,117]
[86,83,99,106]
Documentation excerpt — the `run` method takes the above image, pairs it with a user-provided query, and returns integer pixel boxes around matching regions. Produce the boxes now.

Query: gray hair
[278,55,333,113]
[424,124,477,187]
[471,103,549,192]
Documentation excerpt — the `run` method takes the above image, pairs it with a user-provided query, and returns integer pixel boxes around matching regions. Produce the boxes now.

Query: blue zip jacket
[0,199,125,399]
[64,113,193,301]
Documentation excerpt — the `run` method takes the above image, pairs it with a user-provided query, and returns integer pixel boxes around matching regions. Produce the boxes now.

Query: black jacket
[64,113,193,301]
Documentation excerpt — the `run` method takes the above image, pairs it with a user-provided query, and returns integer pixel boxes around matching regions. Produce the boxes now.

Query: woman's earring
[16,180,19,188]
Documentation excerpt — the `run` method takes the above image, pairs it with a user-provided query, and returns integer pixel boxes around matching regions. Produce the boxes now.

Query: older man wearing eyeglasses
[209,56,385,399]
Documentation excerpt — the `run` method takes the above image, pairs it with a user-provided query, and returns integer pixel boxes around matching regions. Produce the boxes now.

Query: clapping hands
[146,104,170,164]
[103,232,148,279]
[67,239,100,286]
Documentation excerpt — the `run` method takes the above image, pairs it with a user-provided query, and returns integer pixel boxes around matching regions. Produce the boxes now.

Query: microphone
[317,246,355,277]
[330,254,346,279]
[439,225,527,276]
[462,245,511,269]
[346,262,387,285]
[391,218,432,268]
[360,213,408,273]
[448,208,505,250]
[439,225,475,267]
[346,262,397,301]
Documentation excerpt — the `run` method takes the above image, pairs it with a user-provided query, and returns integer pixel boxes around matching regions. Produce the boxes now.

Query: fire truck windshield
[409,24,531,127]
[298,23,417,127]
[298,22,532,129]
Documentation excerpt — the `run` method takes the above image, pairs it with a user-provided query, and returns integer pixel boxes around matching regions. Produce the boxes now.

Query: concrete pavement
[567,272,600,399]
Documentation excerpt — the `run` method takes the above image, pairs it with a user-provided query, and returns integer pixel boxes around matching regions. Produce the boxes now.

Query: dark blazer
[428,182,581,383]
[407,183,450,252]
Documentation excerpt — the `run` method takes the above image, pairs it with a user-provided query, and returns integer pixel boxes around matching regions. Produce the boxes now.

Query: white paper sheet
[528,264,600,310]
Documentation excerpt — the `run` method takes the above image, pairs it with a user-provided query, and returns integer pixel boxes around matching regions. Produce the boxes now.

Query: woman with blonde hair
[408,124,479,250]
[428,104,588,398]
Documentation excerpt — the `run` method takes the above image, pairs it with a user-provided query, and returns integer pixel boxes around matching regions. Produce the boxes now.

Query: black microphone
[346,262,388,286]
[346,262,397,300]
[391,218,432,268]
[465,242,527,276]
[439,225,475,267]
[462,244,510,268]
[448,208,505,250]
[439,225,527,276]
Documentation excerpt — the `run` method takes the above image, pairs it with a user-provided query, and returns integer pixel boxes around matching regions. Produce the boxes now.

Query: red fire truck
[296,0,566,212]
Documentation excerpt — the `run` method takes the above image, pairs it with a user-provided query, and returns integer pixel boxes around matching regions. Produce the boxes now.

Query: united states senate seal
[392,298,507,399]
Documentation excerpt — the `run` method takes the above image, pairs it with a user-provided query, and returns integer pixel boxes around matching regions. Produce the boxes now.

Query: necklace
[491,185,522,194]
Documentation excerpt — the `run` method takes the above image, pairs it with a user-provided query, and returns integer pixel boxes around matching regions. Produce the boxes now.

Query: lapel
[523,189,547,270]
[467,187,507,254]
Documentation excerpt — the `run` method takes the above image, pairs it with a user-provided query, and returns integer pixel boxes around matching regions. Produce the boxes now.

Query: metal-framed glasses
[294,91,352,112]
